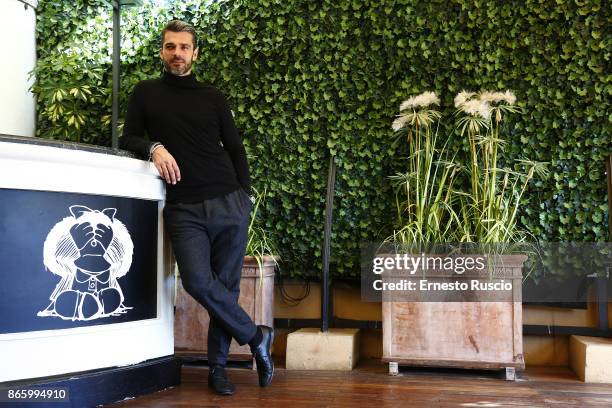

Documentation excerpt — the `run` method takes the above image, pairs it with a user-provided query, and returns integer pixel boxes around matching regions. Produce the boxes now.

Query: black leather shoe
[208,365,235,396]
[252,325,274,387]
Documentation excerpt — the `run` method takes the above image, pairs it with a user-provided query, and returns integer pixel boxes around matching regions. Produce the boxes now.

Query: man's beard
[163,58,192,76]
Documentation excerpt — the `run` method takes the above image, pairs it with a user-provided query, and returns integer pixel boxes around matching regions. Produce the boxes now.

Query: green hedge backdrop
[33,0,611,278]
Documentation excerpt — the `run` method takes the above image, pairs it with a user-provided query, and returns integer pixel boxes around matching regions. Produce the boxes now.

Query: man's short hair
[161,20,198,49]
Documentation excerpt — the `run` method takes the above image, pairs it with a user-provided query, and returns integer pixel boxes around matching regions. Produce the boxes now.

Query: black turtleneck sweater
[120,72,250,203]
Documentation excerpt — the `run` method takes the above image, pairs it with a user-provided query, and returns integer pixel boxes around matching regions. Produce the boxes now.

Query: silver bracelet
[148,142,164,161]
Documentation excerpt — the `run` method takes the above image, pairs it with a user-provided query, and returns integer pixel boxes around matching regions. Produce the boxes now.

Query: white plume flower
[399,91,440,111]
[478,91,506,103]
[478,90,517,106]
[392,115,410,131]
[461,99,492,120]
[503,90,516,105]
[454,91,476,108]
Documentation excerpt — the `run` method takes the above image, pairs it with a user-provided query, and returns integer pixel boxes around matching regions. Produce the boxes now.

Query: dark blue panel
[0,188,158,334]
[1,356,181,408]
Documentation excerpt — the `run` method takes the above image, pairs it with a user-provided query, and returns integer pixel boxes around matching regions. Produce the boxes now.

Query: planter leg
[505,367,516,381]
[388,362,399,376]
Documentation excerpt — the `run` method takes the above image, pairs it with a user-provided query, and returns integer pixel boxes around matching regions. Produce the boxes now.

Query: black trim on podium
[1,355,181,407]
[0,134,136,157]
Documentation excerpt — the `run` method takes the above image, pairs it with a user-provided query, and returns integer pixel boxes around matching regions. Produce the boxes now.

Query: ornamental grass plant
[389,90,548,247]
[389,92,461,244]
[245,187,280,271]
[454,90,548,243]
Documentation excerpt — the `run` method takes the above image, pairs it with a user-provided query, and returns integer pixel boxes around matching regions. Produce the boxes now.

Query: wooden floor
[110,360,612,407]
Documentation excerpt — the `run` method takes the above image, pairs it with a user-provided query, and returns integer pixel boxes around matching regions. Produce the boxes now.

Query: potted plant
[382,91,546,379]
[174,188,278,361]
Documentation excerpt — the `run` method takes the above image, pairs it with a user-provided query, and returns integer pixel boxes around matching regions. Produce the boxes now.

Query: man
[120,20,274,396]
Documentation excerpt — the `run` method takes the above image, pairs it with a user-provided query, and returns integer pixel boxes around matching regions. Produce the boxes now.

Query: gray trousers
[164,188,256,365]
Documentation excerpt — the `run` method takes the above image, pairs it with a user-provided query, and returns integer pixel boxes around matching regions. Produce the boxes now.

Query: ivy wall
[34,0,611,277]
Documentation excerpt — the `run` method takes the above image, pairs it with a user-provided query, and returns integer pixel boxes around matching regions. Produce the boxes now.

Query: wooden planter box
[174,256,275,361]
[382,255,526,379]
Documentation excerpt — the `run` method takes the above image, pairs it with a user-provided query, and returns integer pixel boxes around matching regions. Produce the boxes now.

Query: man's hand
[152,146,181,185]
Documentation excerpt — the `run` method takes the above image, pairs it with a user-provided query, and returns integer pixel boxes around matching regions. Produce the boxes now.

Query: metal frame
[111,1,141,149]
[111,1,120,149]
[274,318,610,337]
[320,156,336,332]
[607,154,612,244]
[274,318,381,330]
[15,0,37,11]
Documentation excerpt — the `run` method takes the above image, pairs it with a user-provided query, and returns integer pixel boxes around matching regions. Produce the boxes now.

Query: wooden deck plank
[110,360,612,407]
